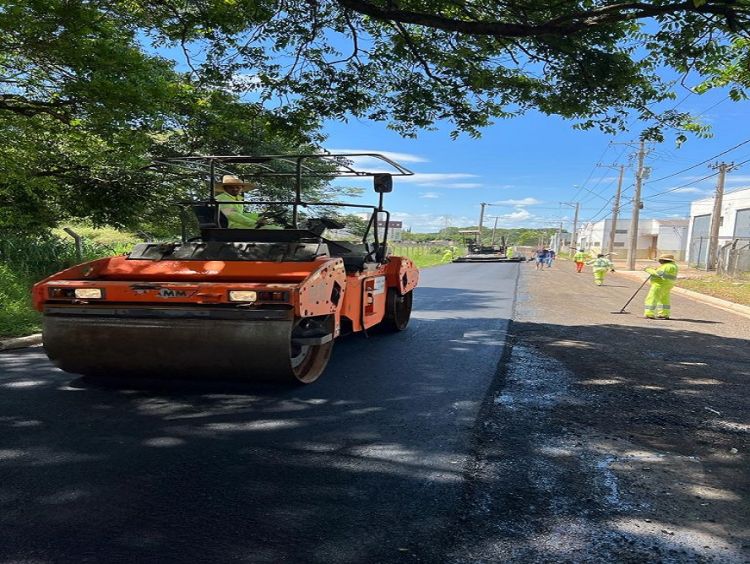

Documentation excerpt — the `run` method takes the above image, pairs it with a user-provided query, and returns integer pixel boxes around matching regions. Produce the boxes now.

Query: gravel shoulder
[448,260,749,563]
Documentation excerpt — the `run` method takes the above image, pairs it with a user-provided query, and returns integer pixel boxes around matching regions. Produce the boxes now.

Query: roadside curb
[613,270,750,320]
[0,333,43,352]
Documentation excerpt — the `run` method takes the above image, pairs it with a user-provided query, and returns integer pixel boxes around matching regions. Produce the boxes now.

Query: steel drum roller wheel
[42,314,334,384]
[288,319,334,384]
[382,288,413,332]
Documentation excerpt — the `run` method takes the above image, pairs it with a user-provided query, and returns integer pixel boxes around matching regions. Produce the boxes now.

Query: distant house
[686,187,750,267]
[576,218,688,260]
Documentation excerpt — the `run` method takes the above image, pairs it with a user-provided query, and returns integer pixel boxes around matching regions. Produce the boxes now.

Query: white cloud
[332,171,480,188]
[404,172,480,184]
[389,212,473,232]
[443,182,483,189]
[419,192,440,199]
[492,197,542,206]
[669,187,704,194]
[389,208,560,231]
[726,175,750,184]
[231,73,261,88]
[326,149,429,163]
[498,209,532,222]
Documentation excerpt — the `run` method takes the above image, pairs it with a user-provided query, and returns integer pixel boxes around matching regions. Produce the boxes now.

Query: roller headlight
[74,288,103,299]
[229,290,257,302]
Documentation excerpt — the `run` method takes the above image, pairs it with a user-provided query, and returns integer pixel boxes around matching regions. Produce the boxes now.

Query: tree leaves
[3,0,750,234]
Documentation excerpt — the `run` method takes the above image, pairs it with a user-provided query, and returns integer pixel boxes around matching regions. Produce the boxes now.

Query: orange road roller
[32,154,419,384]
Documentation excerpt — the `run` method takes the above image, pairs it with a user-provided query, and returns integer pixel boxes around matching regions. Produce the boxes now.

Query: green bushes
[0,230,135,338]
[0,264,40,337]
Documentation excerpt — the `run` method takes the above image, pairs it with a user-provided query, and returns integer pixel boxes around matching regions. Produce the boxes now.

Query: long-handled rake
[611,276,650,315]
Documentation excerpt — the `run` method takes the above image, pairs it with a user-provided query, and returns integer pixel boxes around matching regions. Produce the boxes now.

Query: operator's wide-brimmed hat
[214,175,256,192]
[658,254,676,261]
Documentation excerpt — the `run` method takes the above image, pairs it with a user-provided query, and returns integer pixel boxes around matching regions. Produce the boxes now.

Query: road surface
[0,262,519,563]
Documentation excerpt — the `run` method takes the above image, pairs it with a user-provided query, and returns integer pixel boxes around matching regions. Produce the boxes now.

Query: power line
[584,183,635,224]
[643,171,718,200]
[645,138,750,185]
[571,141,613,200]
[578,146,630,205]
[643,156,750,201]
[693,94,731,118]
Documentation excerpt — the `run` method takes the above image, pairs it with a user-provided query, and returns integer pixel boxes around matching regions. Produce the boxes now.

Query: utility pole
[626,141,647,270]
[607,164,625,256]
[490,216,500,245]
[560,202,580,252]
[707,162,731,270]
[557,222,563,254]
[599,162,626,256]
[477,202,487,243]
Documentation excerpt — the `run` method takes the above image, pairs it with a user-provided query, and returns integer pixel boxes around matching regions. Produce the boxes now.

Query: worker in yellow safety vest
[214,175,281,229]
[214,175,260,228]
[644,254,679,319]
[573,248,587,273]
[586,253,614,286]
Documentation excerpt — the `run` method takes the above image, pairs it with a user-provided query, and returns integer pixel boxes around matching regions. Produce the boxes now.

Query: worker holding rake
[644,254,679,319]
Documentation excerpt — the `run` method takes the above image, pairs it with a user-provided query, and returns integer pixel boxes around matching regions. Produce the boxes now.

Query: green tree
[0,0,324,234]
[113,0,749,138]
[4,0,750,234]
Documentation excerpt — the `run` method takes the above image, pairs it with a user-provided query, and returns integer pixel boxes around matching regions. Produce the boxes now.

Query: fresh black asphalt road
[0,262,519,563]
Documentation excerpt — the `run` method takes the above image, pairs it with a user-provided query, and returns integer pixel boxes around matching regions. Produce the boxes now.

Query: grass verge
[0,228,138,339]
[678,277,750,306]
[391,245,456,268]
[0,265,41,338]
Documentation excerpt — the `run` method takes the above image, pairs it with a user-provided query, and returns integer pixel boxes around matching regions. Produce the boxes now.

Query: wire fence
[717,239,750,280]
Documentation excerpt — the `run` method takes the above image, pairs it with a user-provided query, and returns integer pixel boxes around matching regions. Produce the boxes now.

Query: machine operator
[214,175,281,229]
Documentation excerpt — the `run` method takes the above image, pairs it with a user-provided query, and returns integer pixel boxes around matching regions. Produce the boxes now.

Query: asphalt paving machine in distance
[452,231,523,263]
[32,154,420,384]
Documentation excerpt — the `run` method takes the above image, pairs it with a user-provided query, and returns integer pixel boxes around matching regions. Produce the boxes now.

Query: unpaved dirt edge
[437,265,749,564]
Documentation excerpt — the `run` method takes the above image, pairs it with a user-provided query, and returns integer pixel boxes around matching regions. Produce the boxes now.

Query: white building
[576,218,688,260]
[549,231,572,253]
[686,187,750,267]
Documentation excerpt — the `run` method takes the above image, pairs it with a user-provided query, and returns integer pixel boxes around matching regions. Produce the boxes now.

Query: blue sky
[323,89,750,232]
[152,36,750,234]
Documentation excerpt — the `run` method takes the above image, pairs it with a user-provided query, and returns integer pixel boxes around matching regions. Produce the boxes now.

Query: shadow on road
[0,295,746,562]
[0,284,513,563]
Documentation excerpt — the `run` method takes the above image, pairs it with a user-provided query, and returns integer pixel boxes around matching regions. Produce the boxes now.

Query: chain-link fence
[717,238,750,279]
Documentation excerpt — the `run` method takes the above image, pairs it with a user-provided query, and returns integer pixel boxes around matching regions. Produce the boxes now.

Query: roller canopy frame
[156,153,413,265]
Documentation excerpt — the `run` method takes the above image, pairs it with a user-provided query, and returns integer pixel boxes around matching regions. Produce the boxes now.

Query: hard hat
[658,254,675,261]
